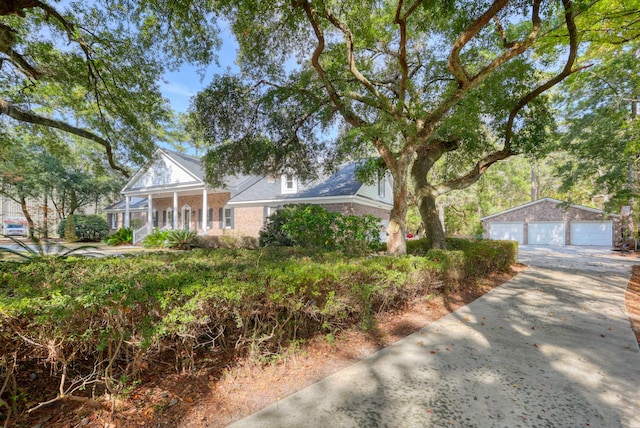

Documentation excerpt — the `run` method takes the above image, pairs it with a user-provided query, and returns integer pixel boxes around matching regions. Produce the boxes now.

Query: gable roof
[229,161,365,204]
[480,197,618,221]
[105,197,148,212]
[161,149,203,179]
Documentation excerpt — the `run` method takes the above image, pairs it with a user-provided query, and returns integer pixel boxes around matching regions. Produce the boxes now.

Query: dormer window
[282,174,297,194]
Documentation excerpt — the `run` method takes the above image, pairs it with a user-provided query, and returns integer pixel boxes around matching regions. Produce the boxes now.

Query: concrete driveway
[229,246,640,428]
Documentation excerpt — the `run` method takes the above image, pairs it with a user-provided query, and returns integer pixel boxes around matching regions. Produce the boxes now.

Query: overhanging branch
[0,99,130,178]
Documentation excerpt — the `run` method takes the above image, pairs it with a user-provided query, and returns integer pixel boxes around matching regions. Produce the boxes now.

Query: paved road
[229,246,640,428]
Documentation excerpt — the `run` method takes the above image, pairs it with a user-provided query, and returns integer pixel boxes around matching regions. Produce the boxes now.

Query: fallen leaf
[430,350,436,354]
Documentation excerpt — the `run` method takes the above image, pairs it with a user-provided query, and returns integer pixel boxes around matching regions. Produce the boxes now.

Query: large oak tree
[191,0,599,254]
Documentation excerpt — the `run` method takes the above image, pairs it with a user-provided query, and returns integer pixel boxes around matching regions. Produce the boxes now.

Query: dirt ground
[12,259,640,428]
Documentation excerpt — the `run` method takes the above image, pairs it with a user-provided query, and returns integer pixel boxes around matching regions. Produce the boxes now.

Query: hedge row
[0,239,516,414]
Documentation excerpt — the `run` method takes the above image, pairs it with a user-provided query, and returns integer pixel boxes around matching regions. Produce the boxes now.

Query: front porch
[122,190,233,244]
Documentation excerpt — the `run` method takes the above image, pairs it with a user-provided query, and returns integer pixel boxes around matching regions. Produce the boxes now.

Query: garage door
[489,222,524,244]
[528,222,565,245]
[570,221,612,246]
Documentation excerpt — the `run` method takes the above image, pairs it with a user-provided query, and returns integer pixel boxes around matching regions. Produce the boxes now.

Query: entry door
[182,206,191,230]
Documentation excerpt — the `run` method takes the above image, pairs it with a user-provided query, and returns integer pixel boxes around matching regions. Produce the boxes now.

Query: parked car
[4,223,27,237]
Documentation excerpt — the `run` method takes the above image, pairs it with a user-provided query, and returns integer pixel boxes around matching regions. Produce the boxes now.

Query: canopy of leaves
[0,0,221,175]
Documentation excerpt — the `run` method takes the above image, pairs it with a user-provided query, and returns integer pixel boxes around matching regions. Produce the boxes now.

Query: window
[110,213,117,229]
[224,208,232,228]
[219,207,234,229]
[377,175,386,198]
[207,208,213,228]
[152,210,159,228]
[281,174,297,194]
[167,209,173,227]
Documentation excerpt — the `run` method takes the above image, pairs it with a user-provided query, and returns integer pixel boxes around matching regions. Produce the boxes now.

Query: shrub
[166,229,198,250]
[58,215,109,242]
[107,227,133,245]
[259,204,380,253]
[142,228,170,248]
[195,235,260,250]
[0,241,514,415]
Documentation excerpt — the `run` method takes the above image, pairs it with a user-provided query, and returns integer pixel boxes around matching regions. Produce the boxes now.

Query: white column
[124,195,130,228]
[147,194,153,230]
[202,189,208,234]
[173,192,178,229]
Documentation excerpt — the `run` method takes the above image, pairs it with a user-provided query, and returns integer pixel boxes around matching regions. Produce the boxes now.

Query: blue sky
[159,24,240,113]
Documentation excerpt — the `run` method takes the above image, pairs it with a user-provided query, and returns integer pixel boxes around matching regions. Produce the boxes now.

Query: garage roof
[480,197,619,221]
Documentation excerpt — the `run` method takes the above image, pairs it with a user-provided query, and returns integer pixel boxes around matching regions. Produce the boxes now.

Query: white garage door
[570,221,612,246]
[528,222,565,245]
[489,222,524,244]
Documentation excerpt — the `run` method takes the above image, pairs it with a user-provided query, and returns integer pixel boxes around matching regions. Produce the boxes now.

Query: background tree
[192,0,590,254]
[0,0,221,175]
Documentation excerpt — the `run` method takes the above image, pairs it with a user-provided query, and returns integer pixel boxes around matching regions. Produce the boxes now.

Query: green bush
[0,238,516,416]
[166,229,197,250]
[194,235,260,249]
[58,214,109,242]
[260,204,380,253]
[107,227,133,245]
[142,228,170,248]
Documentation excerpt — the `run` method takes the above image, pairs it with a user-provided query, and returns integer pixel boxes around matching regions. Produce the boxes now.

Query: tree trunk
[386,169,409,256]
[20,196,35,239]
[43,193,49,239]
[417,189,446,249]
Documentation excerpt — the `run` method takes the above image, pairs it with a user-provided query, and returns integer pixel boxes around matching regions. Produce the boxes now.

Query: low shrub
[0,238,515,416]
[107,227,133,245]
[142,228,170,248]
[58,215,109,242]
[166,229,197,250]
[195,235,261,250]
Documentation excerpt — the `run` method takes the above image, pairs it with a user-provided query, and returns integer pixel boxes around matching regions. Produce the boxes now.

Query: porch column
[124,195,130,228]
[147,194,153,230]
[173,192,178,229]
[202,189,208,234]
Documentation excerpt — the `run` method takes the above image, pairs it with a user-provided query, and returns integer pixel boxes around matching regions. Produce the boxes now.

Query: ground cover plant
[0,239,515,425]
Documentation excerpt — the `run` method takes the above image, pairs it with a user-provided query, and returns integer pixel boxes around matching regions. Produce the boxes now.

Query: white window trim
[223,207,233,229]
[281,174,298,194]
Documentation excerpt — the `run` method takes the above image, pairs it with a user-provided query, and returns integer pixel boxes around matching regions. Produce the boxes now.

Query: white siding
[357,177,393,205]
[128,154,200,190]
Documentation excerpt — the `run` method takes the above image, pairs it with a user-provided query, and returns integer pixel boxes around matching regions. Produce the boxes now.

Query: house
[105,148,393,243]
[480,197,621,246]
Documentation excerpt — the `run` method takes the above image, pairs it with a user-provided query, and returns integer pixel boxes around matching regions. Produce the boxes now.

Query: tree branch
[300,1,366,128]
[447,0,510,87]
[0,99,130,177]
[436,0,582,196]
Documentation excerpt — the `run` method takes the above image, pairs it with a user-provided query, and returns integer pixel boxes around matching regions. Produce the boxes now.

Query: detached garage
[481,198,620,247]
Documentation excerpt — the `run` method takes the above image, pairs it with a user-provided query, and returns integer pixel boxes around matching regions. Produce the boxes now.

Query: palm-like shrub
[0,235,97,260]
[106,227,133,246]
[166,229,198,250]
